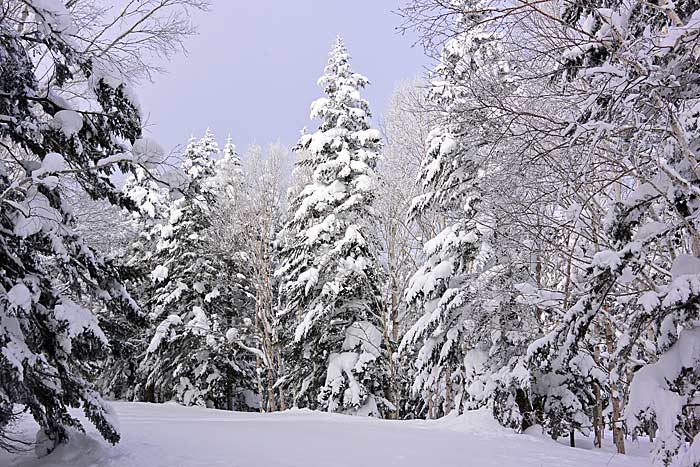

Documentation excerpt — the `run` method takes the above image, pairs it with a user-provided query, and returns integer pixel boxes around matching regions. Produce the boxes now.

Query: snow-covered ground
[1,402,651,467]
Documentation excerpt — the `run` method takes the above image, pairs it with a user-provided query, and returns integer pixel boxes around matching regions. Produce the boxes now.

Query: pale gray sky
[137,1,429,154]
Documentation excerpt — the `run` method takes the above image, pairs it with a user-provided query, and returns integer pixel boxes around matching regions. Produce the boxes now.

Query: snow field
[1,402,650,467]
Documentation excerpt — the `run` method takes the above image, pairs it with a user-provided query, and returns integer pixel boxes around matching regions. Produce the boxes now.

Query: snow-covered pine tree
[400,18,528,422]
[121,162,173,282]
[0,0,147,451]
[96,162,173,401]
[399,0,610,441]
[222,135,243,174]
[275,37,388,416]
[139,130,257,410]
[398,119,485,419]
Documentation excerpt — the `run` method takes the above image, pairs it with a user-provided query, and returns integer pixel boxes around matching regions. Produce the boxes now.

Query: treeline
[2,1,700,467]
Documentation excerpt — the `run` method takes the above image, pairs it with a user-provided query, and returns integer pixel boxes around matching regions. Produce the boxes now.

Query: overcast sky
[136,1,430,155]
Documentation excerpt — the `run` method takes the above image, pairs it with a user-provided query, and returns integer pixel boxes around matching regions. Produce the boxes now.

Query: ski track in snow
[1,402,651,467]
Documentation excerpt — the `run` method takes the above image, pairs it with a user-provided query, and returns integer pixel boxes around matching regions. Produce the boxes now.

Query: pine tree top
[223,134,241,165]
[309,36,372,133]
[182,131,218,185]
[200,128,220,156]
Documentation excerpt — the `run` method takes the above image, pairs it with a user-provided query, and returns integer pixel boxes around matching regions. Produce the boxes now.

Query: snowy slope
[1,402,650,467]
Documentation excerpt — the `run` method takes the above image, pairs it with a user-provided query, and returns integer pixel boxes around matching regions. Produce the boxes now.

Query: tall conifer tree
[276,37,388,415]
[140,130,255,409]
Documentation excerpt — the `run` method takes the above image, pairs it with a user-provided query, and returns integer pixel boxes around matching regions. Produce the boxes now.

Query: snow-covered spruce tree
[398,118,484,419]
[406,0,622,442]
[139,130,257,410]
[0,1,147,451]
[96,157,172,401]
[398,19,538,424]
[222,135,243,176]
[275,37,388,415]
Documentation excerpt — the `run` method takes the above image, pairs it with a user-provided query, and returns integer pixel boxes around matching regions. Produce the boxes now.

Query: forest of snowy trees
[2,0,700,466]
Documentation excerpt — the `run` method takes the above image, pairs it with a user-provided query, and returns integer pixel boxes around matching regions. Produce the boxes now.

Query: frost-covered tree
[524,3,700,462]
[400,0,609,437]
[232,143,294,411]
[401,0,700,463]
[276,37,388,415]
[222,135,243,172]
[375,80,438,418]
[398,19,537,424]
[139,130,257,410]
[208,134,245,257]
